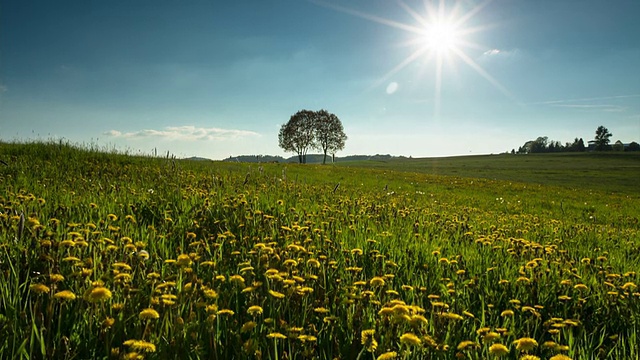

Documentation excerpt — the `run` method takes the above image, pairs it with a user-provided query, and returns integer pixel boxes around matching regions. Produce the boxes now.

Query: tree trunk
[322,151,327,165]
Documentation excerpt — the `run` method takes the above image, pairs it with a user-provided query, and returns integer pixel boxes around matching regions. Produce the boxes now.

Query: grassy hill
[1,141,639,359]
[339,152,640,195]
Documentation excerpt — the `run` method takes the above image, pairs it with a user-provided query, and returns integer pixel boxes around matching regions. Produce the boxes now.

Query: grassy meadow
[1,141,639,360]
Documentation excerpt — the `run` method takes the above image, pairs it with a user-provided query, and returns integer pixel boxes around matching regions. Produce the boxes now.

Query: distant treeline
[513,137,639,154]
[222,154,404,163]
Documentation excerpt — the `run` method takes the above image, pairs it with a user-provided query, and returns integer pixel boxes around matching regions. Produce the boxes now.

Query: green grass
[339,152,640,195]
[0,140,639,360]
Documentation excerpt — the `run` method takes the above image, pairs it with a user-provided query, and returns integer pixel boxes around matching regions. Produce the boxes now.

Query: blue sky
[2,0,639,159]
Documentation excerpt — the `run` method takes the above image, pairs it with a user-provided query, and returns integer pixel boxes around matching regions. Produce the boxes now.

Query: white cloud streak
[104,126,260,141]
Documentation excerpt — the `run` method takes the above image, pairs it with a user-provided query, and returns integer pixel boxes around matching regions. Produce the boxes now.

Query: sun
[422,20,459,54]
[311,0,512,117]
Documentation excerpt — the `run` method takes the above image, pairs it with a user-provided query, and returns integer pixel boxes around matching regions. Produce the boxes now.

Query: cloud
[105,126,260,141]
[479,48,521,61]
[532,94,640,105]
[531,94,640,113]
[552,104,625,112]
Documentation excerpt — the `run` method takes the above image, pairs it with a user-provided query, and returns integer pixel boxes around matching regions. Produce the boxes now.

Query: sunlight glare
[423,20,458,53]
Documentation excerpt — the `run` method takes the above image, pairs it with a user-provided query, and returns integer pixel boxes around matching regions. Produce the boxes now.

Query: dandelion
[268,290,285,299]
[513,337,538,352]
[137,250,149,261]
[409,314,428,327]
[483,332,501,343]
[574,283,588,291]
[241,321,257,333]
[53,290,76,301]
[622,282,637,291]
[457,340,479,351]
[267,332,287,339]
[50,274,65,283]
[86,287,112,302]
[549,355,572,360]
[314,307,330,314]
[229,274,245,284]
[489,343,510,356]
[134,308,158,322]
[438,312,464,321]
[30,283,50,295]
[126,340,156,353]
[520,356,540,360]
[361,329,377,352]
[217,309,235,316]
[376,351,397,360]
[102,317,115,328]
[176,254,192,267]
[203,289,218,299]
[399,332,421,346]
[501,310,514,317]
[247,305,263,316]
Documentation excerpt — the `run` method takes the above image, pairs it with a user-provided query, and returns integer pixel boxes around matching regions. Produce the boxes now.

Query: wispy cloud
[553,104,626,112]
[532,94,640,105]
[531,94,640,112]
[480,48,520,59]
[105,126,260,141]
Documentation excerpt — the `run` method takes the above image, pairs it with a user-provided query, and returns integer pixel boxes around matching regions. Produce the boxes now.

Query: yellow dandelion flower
[50,274,65,283]
[483,332,501,343]
[369,276,385,286]
[513,337,538,352]
[520,356,540,360]
[558,295,572,301]
[489,343,510,356]
[376,351,397,360]
[314,307,330,314]
[549,355,572,360]
[457,340,478,351]
[203,289,218,299]
[501,309,514,317]
[53,290,76,301]
[409,314,428,327]
[102,317,116,328]
[399,332,421,346]
[30,283,50,295]
[86,286,112,302]
[176,254,192,267]
[269,290,285,299]
[267,332,287,339]
[361,329,377,352]
[139,308,160,320]
[127,340,156,353]
[438,312,464,321]
[241,321,257,333]
[217,309,235,316]
[574,283,588,291]
[247,305,263,316]
[622,282,637,291]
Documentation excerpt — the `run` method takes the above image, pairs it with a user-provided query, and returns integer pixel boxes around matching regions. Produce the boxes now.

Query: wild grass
[0,140,638,359]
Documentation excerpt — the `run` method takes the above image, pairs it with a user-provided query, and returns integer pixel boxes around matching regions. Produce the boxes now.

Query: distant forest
[222,154,405,164]
[513,137,639,154]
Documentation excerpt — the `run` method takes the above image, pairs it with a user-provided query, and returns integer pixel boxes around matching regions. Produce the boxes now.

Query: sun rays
[312,0,514,118]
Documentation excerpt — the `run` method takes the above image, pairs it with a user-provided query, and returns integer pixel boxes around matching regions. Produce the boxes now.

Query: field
[1,141,639,360]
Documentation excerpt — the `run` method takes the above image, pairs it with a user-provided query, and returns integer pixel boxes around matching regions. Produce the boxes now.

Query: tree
[278,110,316,163]
[613,140,624,152]
[628,142,640,152]
[313,109,347,164]
[594,125,612,151]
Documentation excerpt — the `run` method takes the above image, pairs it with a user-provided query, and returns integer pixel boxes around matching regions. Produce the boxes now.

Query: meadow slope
[1,142,639,360]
